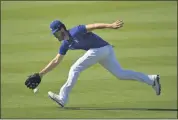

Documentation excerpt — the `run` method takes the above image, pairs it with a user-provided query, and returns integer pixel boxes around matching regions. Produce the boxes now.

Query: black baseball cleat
[48,91,64,107]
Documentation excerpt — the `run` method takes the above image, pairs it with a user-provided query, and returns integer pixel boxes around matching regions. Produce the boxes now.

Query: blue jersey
[59,25,109,55]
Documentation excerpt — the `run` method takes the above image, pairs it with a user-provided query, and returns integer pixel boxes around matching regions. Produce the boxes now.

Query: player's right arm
[86,20,124,32]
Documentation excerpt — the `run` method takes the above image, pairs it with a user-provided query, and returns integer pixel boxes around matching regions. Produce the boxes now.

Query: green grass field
[1,1,177,119]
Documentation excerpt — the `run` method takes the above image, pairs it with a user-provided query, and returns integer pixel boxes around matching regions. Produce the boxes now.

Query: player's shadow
[63,107,177,111]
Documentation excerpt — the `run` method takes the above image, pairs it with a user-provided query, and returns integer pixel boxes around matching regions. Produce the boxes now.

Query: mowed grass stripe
[2,1,176,19]
[1,44,176,56]
[1,1,96,11]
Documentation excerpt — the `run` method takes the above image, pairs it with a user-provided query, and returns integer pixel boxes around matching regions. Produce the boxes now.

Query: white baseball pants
[59,45,154,105]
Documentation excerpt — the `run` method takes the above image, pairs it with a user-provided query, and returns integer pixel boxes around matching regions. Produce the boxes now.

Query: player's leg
[48,48,105,106]
[99,46,161,95]
[99,54,153,85]
[58,46,110,106]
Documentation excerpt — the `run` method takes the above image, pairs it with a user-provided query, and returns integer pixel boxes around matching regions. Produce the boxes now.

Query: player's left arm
[85,20,124,32]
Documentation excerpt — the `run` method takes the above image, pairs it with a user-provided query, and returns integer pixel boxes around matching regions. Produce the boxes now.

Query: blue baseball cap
[50,20,64,34]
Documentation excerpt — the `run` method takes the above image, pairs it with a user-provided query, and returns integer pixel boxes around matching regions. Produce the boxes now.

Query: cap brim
[51,29,59,34]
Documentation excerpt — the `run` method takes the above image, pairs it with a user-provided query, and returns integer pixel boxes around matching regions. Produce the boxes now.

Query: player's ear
[61,24,67,31]
[60,28,66,32]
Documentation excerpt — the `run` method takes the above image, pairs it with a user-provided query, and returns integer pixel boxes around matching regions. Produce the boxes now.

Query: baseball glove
[25,73,41,89]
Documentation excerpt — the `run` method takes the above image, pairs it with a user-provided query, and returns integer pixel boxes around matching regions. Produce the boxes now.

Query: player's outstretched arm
[86,20,124,32]
[39,54,64,77]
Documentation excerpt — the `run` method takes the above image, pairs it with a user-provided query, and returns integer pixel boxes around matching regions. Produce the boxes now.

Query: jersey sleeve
[77,25,87,34]
[70,25,87,36]
[59,40,69,55]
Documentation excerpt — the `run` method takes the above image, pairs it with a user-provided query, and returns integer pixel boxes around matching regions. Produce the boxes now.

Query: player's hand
[111,20,124,29]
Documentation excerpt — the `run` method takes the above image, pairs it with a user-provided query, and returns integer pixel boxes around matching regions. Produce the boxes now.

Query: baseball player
[25,20,161,107]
